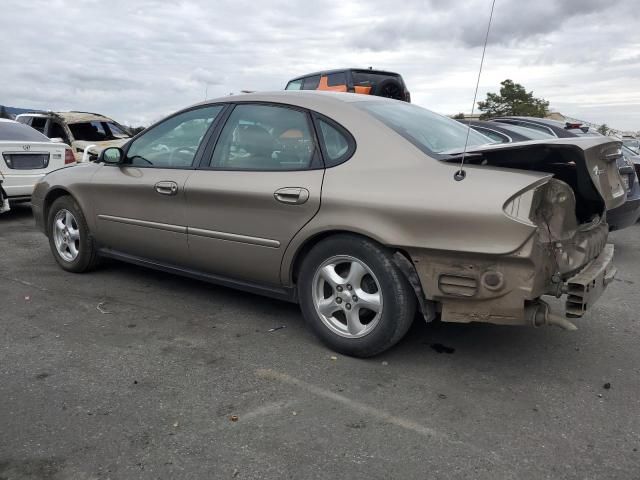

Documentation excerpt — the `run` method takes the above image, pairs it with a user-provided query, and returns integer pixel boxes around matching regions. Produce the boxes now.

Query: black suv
[285,68,410,102]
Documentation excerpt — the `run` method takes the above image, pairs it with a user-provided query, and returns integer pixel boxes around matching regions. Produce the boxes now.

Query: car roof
[0,118,17,124]
[16,111,113,123]
[199,90,397,107]
[287,68,402,82]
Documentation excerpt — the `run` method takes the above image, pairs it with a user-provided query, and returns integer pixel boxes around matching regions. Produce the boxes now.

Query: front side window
[302,75,321,90]
[356,101,492,157]
[286,80,303,90]
[68,121,109,141]
[208,104,316,170]
[125,106,223,168]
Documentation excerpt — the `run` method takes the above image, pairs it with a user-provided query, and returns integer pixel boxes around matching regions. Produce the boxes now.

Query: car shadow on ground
[99,257,573,371]
[0,202,34,221]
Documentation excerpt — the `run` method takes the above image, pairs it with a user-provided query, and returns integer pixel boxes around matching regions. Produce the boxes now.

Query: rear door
[90,105,225,265]
[184,103,324,286]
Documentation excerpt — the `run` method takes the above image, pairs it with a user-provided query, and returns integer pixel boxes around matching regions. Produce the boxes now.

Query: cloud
[1,0,639,130]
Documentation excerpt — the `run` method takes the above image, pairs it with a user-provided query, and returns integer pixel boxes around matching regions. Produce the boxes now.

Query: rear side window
[209,104,317,171]
[326,72,347,87]
[30,117,48,134]
[286,80,303,90]
[0,121,51,141]
[317,118,354,167]
[302,75,321,90]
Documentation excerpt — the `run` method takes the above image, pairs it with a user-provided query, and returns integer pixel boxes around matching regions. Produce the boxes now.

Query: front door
[90,105,225,265]
[184,103,324,286]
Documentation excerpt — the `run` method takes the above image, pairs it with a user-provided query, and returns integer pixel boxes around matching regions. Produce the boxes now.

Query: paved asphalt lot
[1,203,639,480]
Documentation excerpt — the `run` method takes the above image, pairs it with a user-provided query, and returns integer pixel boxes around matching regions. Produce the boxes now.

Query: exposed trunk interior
[463,144,606,224]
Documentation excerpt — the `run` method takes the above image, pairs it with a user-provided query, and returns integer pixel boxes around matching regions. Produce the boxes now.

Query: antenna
[455,0,497,182]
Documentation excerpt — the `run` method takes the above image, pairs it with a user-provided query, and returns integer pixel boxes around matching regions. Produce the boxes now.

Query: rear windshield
[68,121,130,141]
[0,121,51,142]
[356,101,492,156]
[498,123,556,140]
[352,71,402,88]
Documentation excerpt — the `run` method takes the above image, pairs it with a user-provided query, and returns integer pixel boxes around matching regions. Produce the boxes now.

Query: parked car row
[460,117,640,230]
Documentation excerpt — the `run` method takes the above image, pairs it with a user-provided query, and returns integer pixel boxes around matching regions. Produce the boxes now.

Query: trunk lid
[449,136,626,211]
[0,141,68,174]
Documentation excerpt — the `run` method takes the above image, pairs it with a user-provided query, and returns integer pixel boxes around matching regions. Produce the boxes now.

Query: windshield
[0,121,51,142]
[356,101,492,156]
[68,121,130,141]
[498,123,555,140]
[623,145,639,158]
[623,139,640,154]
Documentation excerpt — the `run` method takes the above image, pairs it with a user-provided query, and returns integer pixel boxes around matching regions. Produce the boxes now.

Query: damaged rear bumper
[406,226,615,327]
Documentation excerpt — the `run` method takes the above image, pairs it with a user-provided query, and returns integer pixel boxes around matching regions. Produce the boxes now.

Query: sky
[2,0,640,131]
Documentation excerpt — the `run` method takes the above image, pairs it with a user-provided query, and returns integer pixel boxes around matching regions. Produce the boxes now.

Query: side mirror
[50,137,65,143]
[99,147,124,165]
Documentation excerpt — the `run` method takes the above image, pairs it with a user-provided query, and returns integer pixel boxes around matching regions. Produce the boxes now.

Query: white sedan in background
[0,119,74,213]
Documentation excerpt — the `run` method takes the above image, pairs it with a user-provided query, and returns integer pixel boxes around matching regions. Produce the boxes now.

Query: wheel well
[289,230,434,321]
[290,230,412,285]
[43,188,72,234]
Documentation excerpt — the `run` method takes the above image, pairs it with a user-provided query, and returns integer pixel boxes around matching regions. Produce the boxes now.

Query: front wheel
[47,195,100,273]
[298,234,416,357]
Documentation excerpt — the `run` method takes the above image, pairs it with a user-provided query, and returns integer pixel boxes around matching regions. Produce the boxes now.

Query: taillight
[64,149,75,164]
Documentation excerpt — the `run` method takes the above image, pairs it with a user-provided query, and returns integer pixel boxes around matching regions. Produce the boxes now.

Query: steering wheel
[169,146,197,166]
[127,155,153,166]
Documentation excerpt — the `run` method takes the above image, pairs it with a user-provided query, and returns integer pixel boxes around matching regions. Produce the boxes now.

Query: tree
[477,79,549,120]
[452,112,466,120]
[0,106,11,119]
[597,124,610,136]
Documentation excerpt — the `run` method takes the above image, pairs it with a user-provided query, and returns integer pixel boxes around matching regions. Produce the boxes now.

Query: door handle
[274,187,309,205]
[154,181,179,196]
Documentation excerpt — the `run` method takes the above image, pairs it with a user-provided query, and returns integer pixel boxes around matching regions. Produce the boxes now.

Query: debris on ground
[381,361,389,366]
[430,343,455,354]
[173,422,179,428]
[96,302,111,314]
[603,382,612,390]
[330,355,337,361]
[438,393,447,399]
[268,325,286,332]
[24,295,31,301]
[230,415,239,422]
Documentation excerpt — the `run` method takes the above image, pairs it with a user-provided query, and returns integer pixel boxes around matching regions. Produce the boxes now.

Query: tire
[298,234,416,357]
[47,195,100,273]
[373,79,404,100]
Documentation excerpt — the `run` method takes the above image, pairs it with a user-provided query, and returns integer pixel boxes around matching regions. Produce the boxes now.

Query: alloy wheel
[53,209,80,262]
[312,255,383,338]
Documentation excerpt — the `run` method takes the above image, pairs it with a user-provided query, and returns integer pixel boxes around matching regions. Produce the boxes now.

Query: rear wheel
[47,196,100,273]
[298,234,416,357]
